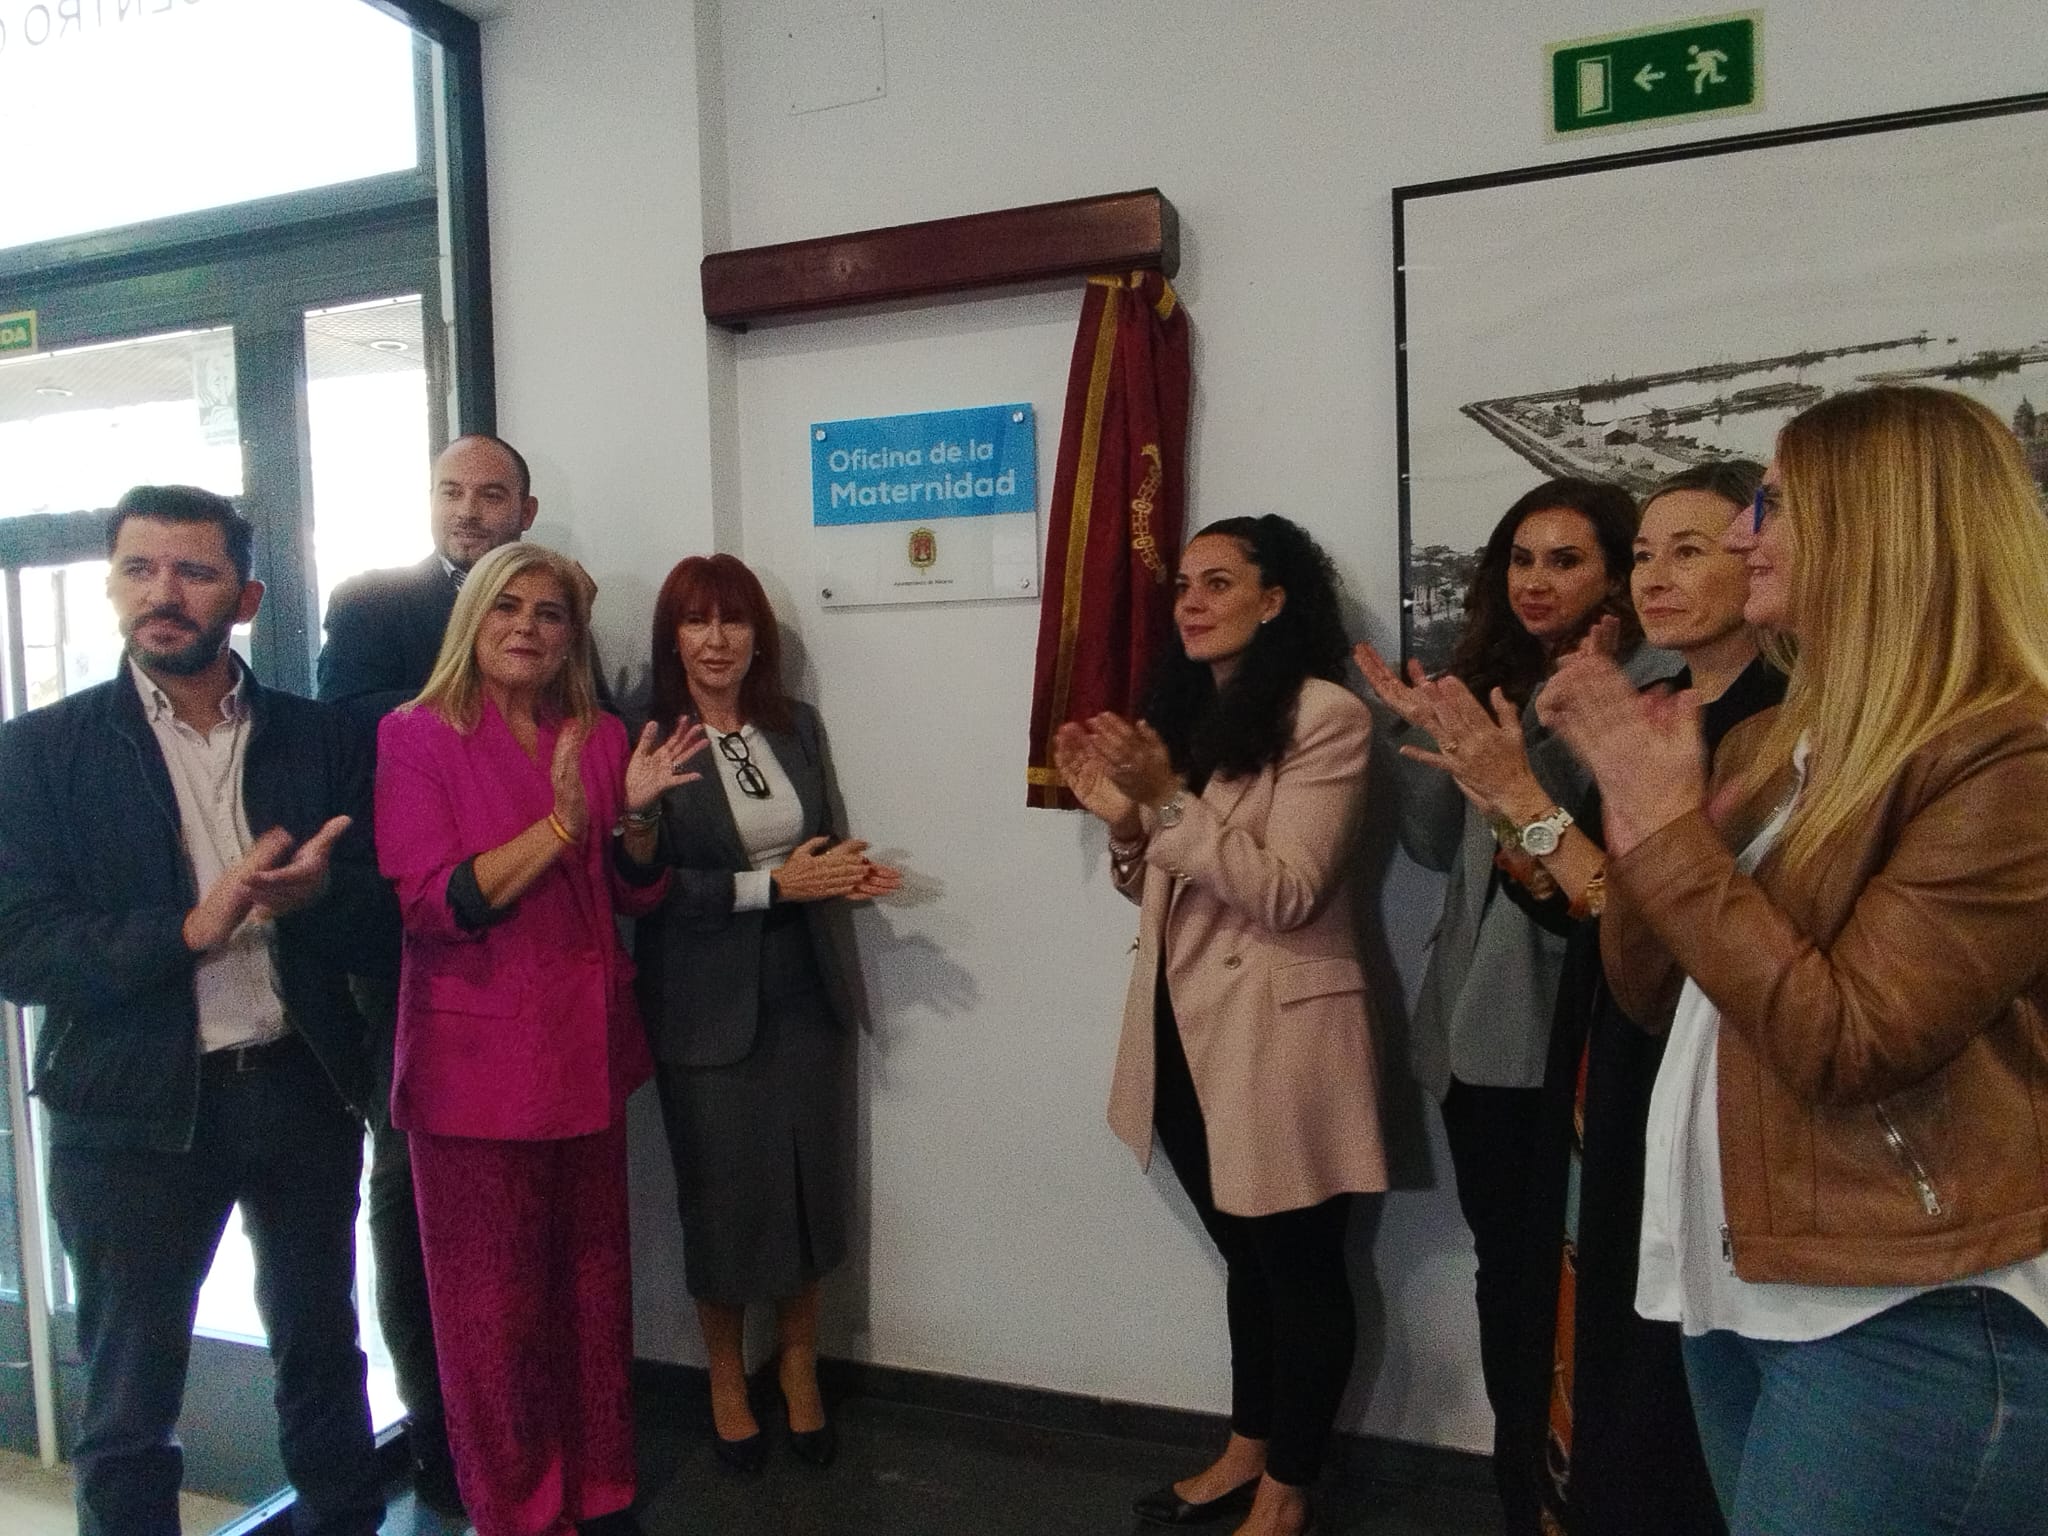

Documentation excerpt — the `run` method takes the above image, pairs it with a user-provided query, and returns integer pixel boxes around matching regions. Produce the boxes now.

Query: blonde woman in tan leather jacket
[1539,385,2048,1536]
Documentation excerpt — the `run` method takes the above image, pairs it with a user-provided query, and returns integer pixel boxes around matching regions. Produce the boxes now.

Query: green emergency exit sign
[0,309,35,356]
[1549,13,1761,138]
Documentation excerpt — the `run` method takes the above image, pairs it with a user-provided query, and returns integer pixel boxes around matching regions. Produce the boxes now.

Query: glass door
[0,260,442,1512]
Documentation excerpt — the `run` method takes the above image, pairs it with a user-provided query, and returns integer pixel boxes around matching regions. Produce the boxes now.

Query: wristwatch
[1515,806,1574,857]
[1155,791,1188,829]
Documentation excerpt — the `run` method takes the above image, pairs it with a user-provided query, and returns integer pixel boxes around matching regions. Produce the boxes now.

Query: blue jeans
[1682,1287,2048,1536]
[47,1035,382,1536]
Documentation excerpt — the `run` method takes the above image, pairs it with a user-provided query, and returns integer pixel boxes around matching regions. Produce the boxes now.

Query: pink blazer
[376,702,664,1140]
[1107,678,1387,1216]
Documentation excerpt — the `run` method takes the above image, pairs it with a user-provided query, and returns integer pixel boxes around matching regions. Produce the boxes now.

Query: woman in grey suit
[1354,477,1664,1536]
[636,554,899,1474]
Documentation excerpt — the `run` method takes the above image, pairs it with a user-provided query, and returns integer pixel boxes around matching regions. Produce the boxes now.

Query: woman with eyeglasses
[375,542,704,1536]
[1056,515,1385,1536]
[1354,477,1661,1535]
[1541,386,2048,1535]
[636,553,900,1475]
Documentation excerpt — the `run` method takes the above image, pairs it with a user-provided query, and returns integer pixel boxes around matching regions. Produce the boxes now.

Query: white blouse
[711,724,806,912]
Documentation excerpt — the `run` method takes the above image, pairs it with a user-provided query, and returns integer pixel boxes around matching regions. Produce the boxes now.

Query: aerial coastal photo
[1397,104,2048,669]
[1404,337,2048,669]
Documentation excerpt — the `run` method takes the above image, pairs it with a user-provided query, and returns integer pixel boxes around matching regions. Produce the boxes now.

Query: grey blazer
[634,701,852,1069]
[1381,646,1679,1098]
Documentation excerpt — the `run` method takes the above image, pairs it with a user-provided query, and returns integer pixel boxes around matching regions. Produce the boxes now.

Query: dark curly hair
[1142,515,1350,792]
[1445,477,1640,709]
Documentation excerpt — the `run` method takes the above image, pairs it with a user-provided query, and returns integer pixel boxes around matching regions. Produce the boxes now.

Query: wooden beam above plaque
[701,189,1178,328]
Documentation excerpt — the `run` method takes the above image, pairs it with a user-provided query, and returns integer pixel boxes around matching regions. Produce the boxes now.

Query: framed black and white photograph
[1393,92,2048,668]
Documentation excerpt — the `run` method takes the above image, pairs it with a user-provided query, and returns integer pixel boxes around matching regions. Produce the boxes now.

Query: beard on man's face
[124,608,236,677]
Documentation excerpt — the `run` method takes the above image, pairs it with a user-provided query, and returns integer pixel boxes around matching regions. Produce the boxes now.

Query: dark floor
[378,1380,1502,1536]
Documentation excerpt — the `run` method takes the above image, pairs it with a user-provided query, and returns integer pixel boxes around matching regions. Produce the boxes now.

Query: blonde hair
[408,542,599,732]
[1740,385,2048,869]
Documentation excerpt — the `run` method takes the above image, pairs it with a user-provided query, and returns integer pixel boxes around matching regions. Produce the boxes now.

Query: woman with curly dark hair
[1354,476,1662,1535]
[1056,515,1385,1536]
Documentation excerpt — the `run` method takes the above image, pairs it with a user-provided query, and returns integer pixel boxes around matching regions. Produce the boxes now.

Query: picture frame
[1393,92,2048,669]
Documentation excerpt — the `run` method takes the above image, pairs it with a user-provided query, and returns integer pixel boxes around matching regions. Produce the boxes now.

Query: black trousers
[47,1034,382,1536]
[1440,1078,1547,1536]
[1152,982,1355,1488]
[351,975,446,1448]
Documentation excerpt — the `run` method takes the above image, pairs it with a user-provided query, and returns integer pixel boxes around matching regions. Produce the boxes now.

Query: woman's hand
[1353,642,1447,737]
[1079,713,1179,810]
[550,720,589,842]
[772,835,872,903]
[847,857,904,902]
[1406,677,1555,828]
[1052,721,1141,837]
[1538,655,1705,858]
[624,718,710,813]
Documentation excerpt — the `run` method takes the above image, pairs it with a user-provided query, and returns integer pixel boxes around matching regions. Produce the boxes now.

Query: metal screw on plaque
[814,428,826,441]
[1012,411,1025,423]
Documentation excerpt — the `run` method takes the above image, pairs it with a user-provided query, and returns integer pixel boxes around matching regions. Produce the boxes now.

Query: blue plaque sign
[810,403,1037,526]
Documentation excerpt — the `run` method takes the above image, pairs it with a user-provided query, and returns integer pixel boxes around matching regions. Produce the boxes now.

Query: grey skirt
[652,916,850,1304]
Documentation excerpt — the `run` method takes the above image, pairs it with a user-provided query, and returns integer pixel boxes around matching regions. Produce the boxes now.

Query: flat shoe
[1131,1475,1258,1525]
[789,1420,838,1467]
[713,1429,767,1476]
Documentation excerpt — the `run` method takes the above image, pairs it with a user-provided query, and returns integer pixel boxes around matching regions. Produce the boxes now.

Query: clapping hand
[1538,654,1705,858]
[185,818,350,950]
[1353,642,1448,738]
[774,835,898,903]
[625,717,710,813]
[1401,677,1552,824]
[1077,713,1178,809]
[550,720,589,841]
[848,855,904,902]
[1052,720,1138,834]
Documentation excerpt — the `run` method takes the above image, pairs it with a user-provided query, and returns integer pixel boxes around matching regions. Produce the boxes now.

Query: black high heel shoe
[788,1419,838,1468]
[1131,1475,1259,1526]
[713,1429,768,1476]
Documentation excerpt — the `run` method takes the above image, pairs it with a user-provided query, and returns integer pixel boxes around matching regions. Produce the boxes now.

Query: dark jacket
[635,702,854,1068]
[1604,695,2048,1287]
[317,555,463,729]
[0,666,381,1150]
[317,552,619,730]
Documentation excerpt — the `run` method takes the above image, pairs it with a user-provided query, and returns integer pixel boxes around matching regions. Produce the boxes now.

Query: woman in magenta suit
[375,542,703,1536]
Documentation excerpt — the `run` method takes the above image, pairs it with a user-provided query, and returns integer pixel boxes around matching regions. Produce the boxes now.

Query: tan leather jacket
[1603,698,2048,1287]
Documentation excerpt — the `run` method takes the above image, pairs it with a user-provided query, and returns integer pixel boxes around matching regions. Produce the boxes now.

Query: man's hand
[183,827,294,952]
[243,816,353,922]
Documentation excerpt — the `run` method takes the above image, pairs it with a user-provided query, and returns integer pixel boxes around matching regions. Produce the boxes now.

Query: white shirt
[711,724,805,912]
[1638,741,2048,1338]
[131,660,288,1053]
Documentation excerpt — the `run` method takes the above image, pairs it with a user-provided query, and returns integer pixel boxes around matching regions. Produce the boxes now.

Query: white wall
[477,0,2047,1452]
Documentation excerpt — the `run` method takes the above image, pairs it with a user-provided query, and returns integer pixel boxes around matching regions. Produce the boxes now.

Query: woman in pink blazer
[375,542,702,1536]
[1056,515,1385,1536]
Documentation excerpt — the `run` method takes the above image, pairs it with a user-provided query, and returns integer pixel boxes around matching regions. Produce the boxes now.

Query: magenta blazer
[376,701,665,1140]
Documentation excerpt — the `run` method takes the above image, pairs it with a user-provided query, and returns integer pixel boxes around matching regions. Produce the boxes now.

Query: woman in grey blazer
[636,554,899,1475]
[1355,477,1665,1535]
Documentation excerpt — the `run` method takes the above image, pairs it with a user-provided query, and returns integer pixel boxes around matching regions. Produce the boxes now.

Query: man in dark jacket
[0,486,383,1536]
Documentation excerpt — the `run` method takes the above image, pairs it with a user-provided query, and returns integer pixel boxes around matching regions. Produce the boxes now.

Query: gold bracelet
[546,812,576,846]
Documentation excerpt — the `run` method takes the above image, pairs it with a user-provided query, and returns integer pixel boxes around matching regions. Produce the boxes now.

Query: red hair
[649,554,792,732]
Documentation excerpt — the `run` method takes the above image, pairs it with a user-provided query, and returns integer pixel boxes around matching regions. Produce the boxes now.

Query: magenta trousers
[411,1123,635,1536]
